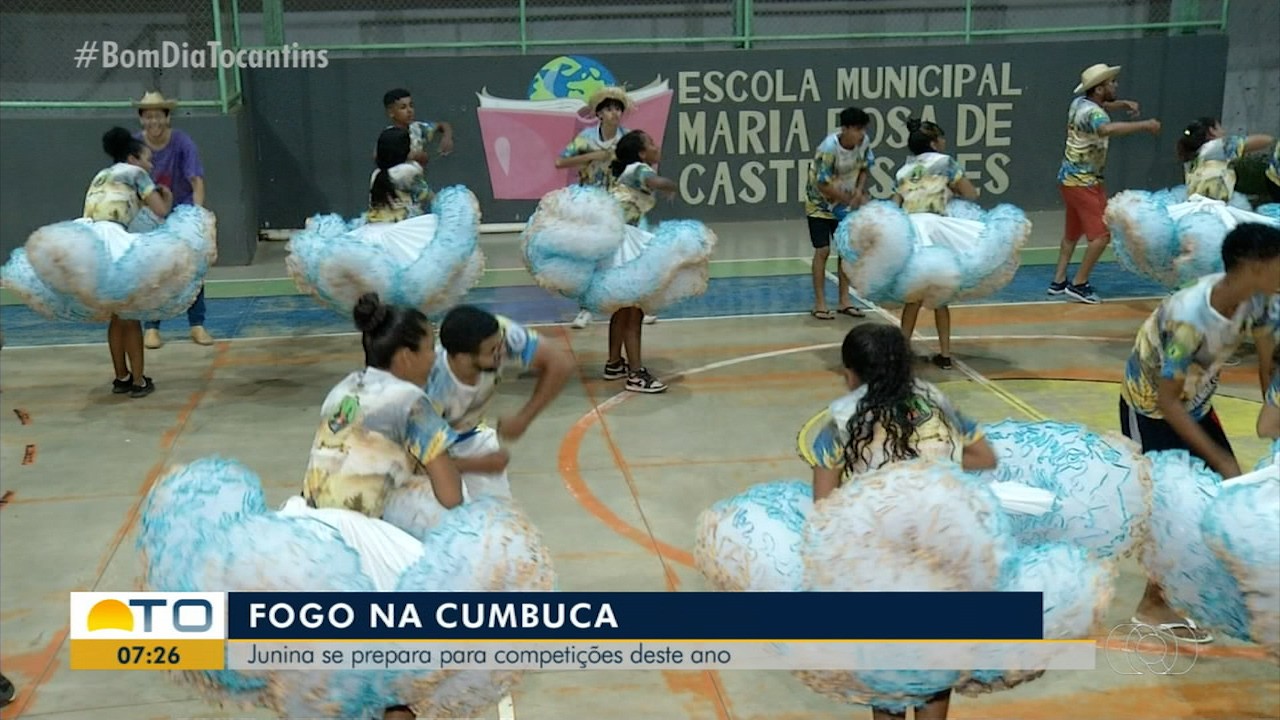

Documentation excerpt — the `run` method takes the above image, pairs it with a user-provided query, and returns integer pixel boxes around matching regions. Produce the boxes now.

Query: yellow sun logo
[86,599,134,632]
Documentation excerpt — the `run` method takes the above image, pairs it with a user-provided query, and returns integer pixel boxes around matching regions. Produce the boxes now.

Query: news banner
[69,592,1095,672]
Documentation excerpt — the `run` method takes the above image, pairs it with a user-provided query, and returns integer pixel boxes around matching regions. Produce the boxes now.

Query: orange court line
[4,491,148,507]
[948,679,1278,719]
[0,342,230,719]
[1096,636,1275,662]
[555,327,694,581]
[554,326,732,720]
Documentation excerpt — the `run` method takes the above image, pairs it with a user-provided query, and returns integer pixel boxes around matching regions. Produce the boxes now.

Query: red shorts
[1059,184,1109,242]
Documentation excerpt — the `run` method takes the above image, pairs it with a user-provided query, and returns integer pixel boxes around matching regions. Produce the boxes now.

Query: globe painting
[527,55,618,101]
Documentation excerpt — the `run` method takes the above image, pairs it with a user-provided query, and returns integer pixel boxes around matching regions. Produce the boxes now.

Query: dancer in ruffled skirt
[138,293,555,718]
[554,86,657,328]
[696,323,1118,719]
[835,118,1031,367]
[890,118,981,368]
[522,129,717,394]
[287,126,483,316]
[1105,118,1279,290]
[0,126,217,397]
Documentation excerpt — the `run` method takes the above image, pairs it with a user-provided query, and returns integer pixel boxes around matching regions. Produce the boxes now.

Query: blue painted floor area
[0,263,1167,347]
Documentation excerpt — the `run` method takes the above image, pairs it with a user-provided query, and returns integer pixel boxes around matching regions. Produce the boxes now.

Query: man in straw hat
[132,90,216,347]
[1049,63,1161,304]
[555,86,656,328]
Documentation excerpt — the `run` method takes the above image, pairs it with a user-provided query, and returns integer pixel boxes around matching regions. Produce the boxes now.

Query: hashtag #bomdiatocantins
[73,41,329,70]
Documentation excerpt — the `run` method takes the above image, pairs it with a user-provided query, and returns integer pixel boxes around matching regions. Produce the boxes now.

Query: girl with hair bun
[0,125,217,397]
[137,292,556,719]
[834,116,1032,368]
[285,126,485,318]
[1105,117,1279,290]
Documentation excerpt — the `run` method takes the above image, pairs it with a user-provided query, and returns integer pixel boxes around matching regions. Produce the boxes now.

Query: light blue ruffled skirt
[1105,187,1280,290]
[138,456,556,717]
[521,185,717,315]
[695,428,1124,711]
[286,185,484,317]
[0,205,216,322]
[834,199,1031,308]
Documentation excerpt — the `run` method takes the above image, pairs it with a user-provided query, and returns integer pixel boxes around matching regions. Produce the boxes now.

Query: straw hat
[1073,64,1121,94]
[578,86,633,119]
[133,91,178,110]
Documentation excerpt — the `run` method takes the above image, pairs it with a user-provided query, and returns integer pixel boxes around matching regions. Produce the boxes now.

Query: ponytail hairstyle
[370,127,412,209]
[102,126,146,164]
[1176,116,1219,163]
[352,292,432,369]
[905,117,945,156]
[838,323,949,475]
[610,130,649,178]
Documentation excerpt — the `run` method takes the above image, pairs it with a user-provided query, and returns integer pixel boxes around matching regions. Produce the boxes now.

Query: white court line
[0,305,1134,351]
[1,270,1146,352]
[203,256,814,284]
[498,693,516,720]
[825,270,1055,420]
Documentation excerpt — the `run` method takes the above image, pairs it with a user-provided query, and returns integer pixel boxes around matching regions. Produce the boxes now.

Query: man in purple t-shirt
[133,91,215,348]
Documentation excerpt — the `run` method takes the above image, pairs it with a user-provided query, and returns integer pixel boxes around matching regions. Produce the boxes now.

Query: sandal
[810,309,835,320]
[1130,616,1214,644]
[836,306,865,318]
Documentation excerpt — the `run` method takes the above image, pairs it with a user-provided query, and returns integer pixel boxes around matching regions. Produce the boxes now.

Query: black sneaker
[602,359,629,380]
[130,377,155,398]
[932,354,953,370]
[1047,280,1068,295]
[626,368,667,394]
[1065,282,1100,304]
[112,375,134,394]
[0,671,14,707]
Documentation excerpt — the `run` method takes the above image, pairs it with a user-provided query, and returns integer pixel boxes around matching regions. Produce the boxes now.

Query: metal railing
[0,0,1231,113]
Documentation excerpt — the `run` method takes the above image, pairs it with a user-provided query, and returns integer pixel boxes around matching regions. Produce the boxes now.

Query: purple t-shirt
[133,128,204,206]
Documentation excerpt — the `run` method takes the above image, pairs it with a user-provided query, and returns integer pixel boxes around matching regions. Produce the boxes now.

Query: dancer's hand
[411,150,430,166]
[1144,119,1162,135]
[497,414,531,441]
[439,136,454,156]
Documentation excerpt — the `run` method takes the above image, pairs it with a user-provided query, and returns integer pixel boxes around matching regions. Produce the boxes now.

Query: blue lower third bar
[225,640,1096,671]
[227,592,1045,641]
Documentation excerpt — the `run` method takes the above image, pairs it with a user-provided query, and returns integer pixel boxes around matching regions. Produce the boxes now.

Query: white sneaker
[570,309,592,329]
[642,314,657,325]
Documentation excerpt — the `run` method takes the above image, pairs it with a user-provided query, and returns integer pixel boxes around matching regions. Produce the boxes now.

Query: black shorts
[1118,396,1235,463]
[807,216,839,249]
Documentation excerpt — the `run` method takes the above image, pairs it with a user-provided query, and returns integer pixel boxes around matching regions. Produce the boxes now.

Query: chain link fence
[1,0,1229,110]
[255,0,1226,54]
[0,0,238,112]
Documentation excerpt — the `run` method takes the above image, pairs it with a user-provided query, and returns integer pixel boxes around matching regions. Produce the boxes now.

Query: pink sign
[476,78,674,200]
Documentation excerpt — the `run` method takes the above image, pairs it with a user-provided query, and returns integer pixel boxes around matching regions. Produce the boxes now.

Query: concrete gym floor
[1,215,1278,719]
